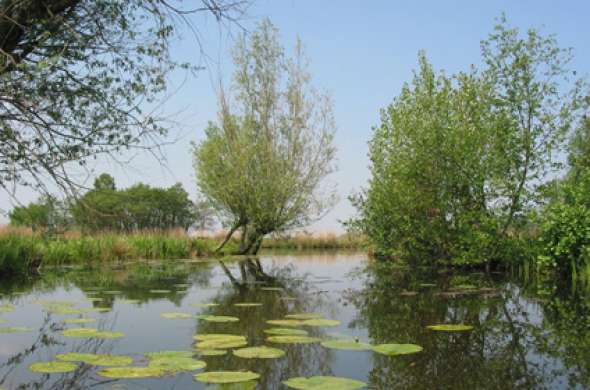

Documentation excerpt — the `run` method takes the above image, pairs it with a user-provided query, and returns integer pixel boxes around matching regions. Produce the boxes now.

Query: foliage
[0,0,245,196]
[9,195,71,234]
[71,173,198,232]
[193,19,336,255]
[350,17,584,266]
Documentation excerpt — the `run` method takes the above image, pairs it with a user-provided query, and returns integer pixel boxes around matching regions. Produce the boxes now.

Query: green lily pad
[194,371,260,384]
[0,304,15,313]
[234,303,263,307]
[196,338,248,350]
[87,297,104,302]
[97,367,166,378]
[103,291,122,295]
[283,375,366,389]
[63,318,96,324]
[266,336,321,344]
[201,315,239,323]
[194,334,245,342]
[320,339,372,351]
[301,319,340,327]
[233,346,285,359]
[372,343,423,356]
[150,289,171,294]
[264,328,309,336]
[161,312,195,319]
[119,299,140,304]
[266,319,304,327]
[145,351,194,359]
[62,328,124,338]
[419,283,436,287]
[174,284,191,288]
[56,353,133,366]
[29,361,78,373]
[427,324,473,332]
[198,349,227,356]
[0,326,33,333]
[285,313,323,320]
[0,319,6,324]
[192,303,219,308]
[148,356,206,372]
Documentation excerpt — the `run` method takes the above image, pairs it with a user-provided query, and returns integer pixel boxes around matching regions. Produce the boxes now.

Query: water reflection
[0,253,588,389]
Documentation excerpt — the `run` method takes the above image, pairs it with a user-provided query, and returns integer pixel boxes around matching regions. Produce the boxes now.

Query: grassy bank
[0,228,366,275]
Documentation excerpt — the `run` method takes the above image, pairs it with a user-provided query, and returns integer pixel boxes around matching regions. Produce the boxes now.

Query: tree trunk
[215,223,240,253]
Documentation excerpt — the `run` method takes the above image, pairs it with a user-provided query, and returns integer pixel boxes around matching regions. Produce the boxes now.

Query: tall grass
[261,232,367,250]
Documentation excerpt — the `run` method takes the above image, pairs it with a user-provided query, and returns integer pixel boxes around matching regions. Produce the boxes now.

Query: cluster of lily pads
[2,289,475,389]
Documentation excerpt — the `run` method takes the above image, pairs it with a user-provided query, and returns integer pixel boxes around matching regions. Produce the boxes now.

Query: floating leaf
[56,353,133,366]
[148,356,206,372]
[194,334,245,342]
[161,312,195,319]
[94,331,124,339]
[87,297,104,302]
[233,346,285,359]
[0,319,6,324]
[192,303,219,308]
[198,349,227,356]
[201,315,239,323]
[194,371,260,384]
[301,319,340,327]
[196,338,248,350]
[234,303,263,307]
[145,351,194,359]
[266,319,304,327]
[150,289,171,294]
[285,313,323,320]
[427,324,473,332]
[264,328,308,336]
[0,326,33,333]
[283,375,366,390]
[372,343,423,356]
[97,367,165,378]
[266,336,321,344]
[29,361,77,373]
[119,299,140,304]
[0,304,15,313]
[103,291,122,295]
[419,283,436,287]
[62,328,124,338]
[63,318,96,324]
[320,339,372,351]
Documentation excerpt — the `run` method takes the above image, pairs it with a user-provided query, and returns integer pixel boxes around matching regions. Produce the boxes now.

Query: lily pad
[150,289,171,294]
[97,367,166,378]
[320,339,372,351]
[103,291,122,295]
[194,334,245,342]
[0,319,6,324]
[285,313,323,320]
[301,319,340,327]
[145,351,194,359]
[194,371,260,384]
[266,319,304,327]
[192,303,219,308]
[264,328,308,336]
[233,346,285,359]
[62,328,124,338]
[196,338,248,350]
[56,353,133,366]
[119,299,140,304]
[234,303,263,307]
[29,361,78,373]
[198,349,227,356]
[0,326,33,333]
[0,304,15,313]
[148,356,206,372]
[161,312,195,319]
[427,324,473,332]
[266,336,321,344]
[283,375,366,390]
[372,343,423,356]
[63,318,96,324]
[201,315,239,323]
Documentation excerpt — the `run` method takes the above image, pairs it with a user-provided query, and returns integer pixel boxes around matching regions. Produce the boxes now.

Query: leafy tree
[9,195,70,233]
[71,174,198,232]
[193,19,336,255]
[350,17,584,266]
[0,0,246,196]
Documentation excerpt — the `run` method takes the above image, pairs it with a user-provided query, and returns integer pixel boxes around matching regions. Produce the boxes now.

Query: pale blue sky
[2,1,589,231]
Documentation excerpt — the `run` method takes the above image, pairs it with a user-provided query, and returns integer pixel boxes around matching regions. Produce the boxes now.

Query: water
[0,252,588,389]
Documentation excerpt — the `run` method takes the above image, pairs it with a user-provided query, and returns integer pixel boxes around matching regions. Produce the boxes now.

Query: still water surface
[0,252,588,389]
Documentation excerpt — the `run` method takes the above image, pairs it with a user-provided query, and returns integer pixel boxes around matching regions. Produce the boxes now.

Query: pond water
[0,252,589,389]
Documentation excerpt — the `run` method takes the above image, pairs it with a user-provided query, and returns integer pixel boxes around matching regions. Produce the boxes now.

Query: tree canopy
[192,19,336,255]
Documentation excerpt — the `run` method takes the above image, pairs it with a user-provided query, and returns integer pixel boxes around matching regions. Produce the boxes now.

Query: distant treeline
[9,174,213,234]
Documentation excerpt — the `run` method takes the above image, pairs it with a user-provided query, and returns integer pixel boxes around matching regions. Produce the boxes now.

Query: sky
[1,0,589,232]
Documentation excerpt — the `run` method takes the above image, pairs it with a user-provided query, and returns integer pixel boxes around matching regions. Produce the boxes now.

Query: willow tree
[193,20,336,255]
